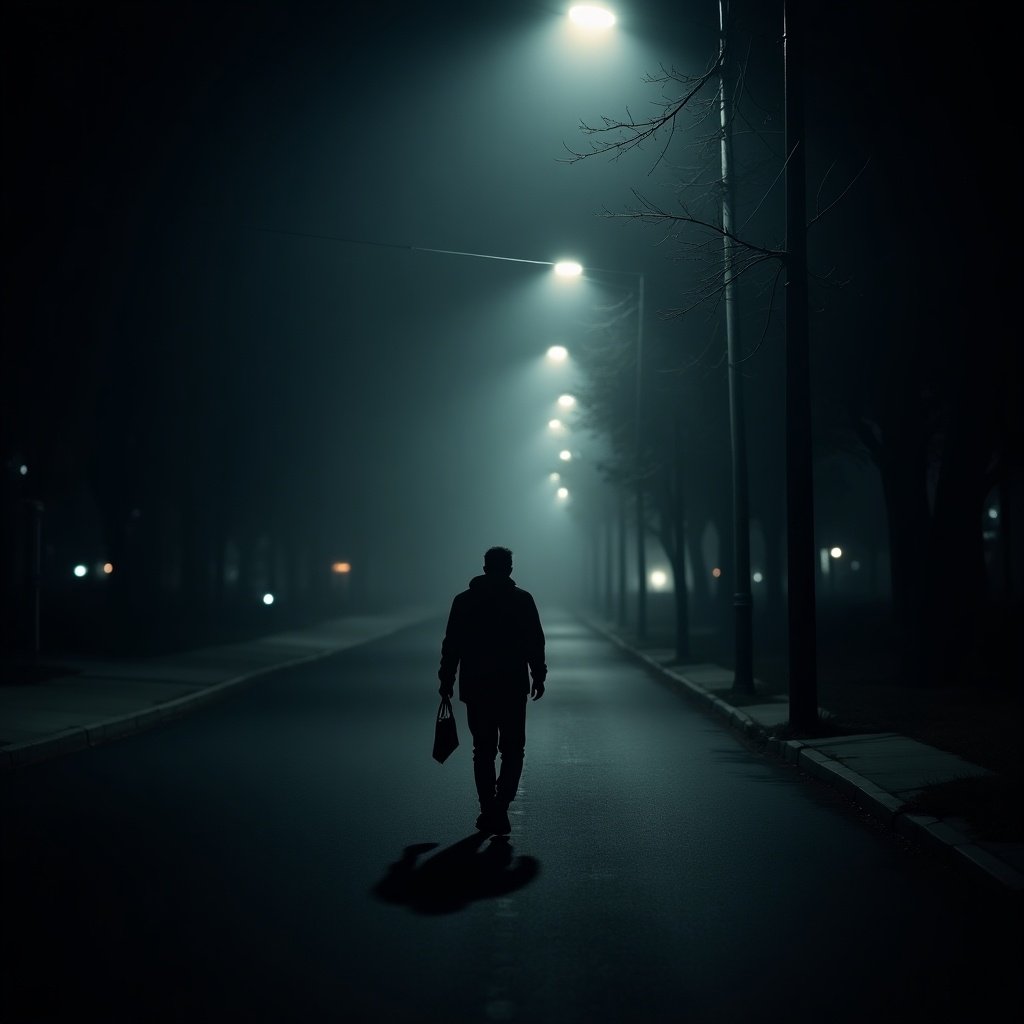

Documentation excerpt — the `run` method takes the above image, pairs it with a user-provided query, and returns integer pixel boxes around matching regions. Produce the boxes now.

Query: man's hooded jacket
[438,573,546,704]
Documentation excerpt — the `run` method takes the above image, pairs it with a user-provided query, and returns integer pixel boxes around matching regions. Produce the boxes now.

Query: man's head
[483,546,513,577]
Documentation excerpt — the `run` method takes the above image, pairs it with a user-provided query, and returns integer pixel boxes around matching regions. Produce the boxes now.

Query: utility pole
[618,484,628,628]
[719,0,754,694]
[783,0,819,730]
[634,273,647,642]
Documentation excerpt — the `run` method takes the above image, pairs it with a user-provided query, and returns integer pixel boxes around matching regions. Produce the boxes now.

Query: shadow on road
[373,833,540,914]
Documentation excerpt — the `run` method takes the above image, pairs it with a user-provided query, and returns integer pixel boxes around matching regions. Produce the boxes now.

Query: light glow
[547,345,569,362]
[559,450,572,461]
[103,563,114,575]
[569,5,616,29]
[548,418,564,431]
[557,394,576,409]
[650,569,668,589]
[557,486,569,499]
[752,571,763,583]
[73,564,88,578]
[549,472,561,482]
[830,546,843,559]
[554,260,583,278]
[711,567,722,579]
[262,592,275,605]
[331,562,351,574]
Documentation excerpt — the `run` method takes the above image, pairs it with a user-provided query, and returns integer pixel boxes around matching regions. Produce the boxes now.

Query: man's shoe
[491,803,511,836]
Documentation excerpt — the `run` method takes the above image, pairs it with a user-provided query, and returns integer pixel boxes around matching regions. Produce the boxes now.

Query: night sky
[3,1,1016,616]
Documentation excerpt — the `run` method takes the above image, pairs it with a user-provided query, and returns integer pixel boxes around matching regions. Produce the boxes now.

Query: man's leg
[465,701,499,817]
[494,697,528,809]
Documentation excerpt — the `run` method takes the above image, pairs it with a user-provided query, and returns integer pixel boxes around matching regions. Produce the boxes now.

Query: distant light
[548,418,564,431]
[331,561,351,574]
[262,593,275,605]
[711,567,722,579]
[559,450,572,462]
[557,394,576,409]
[850,560,861,572]
[73,564,88,578]
[549,472,561,482]
[987,507,998,520]
[829,546,843,559]
[569,5,616,29]
[554,260,583,278]
[103,563,114,575]
[19,464,28,476]
[650,569,668,589]
[752,571,763,583]
[557,487,569,499]
[547,345,569,362]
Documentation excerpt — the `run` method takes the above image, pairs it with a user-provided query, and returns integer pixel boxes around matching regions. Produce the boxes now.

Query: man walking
[438,546,547,836]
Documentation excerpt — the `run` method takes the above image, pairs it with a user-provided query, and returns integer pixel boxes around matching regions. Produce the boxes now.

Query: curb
[0,617,429,777]
[588,619,1024,897]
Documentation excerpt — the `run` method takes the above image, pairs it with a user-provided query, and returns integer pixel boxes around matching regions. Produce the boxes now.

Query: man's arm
[438,597,462,697]
[525,595,546,700]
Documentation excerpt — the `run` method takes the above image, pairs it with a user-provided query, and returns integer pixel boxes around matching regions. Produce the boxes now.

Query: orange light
[332,562,352,574]
[711,567,722,578]
[103,563,114,574]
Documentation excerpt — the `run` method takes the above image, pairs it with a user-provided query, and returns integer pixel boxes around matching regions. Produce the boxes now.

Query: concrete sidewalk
[591,620,1024,897]
[0,608,437,774]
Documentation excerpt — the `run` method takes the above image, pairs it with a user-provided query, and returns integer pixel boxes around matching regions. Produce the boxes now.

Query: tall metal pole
[617,484,628,628]
[634,273,647,641]
[719,0,754,693]
[783,0,818,730]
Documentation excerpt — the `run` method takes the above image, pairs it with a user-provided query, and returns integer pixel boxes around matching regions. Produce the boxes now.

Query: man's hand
[439,682,454,699]
[531,679,545,701]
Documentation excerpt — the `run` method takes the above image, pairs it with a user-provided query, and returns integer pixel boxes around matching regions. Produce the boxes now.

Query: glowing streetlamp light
[559,450,572,462]
[557,486,570,500]
[568,5,616,29]
[650,569,668,589]
[557,394,576,410]
[829,546,843,559]
[554,260,583,278]
[548,418,564,431]
[547,344,569,362]
[549,471,561,482]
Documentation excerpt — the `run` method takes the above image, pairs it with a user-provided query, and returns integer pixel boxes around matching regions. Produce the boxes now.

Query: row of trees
[558,1,1020,691]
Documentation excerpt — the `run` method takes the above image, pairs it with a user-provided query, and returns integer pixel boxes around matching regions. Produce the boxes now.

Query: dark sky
[4,1,1009,607]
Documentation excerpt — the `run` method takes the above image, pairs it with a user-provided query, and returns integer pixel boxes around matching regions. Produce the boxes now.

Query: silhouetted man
[438,546,546,836]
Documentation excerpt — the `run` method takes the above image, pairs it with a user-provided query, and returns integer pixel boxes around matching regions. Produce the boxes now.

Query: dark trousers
[466,697,527,808]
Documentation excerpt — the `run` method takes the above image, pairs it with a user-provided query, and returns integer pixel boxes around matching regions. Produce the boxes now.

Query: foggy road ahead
[2,614,1020,1023]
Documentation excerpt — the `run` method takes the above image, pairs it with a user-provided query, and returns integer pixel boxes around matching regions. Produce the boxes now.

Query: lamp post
[782,0,818,731]
[718,0,754,694]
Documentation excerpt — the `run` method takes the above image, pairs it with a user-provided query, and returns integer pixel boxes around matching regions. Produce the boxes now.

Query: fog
[4,0,1018,678]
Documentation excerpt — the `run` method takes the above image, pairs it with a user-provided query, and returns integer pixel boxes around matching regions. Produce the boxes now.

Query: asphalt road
[2,614,1020,1023]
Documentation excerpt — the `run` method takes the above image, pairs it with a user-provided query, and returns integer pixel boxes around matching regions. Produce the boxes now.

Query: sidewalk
[0,608,436,774]
[588,618,1024,898]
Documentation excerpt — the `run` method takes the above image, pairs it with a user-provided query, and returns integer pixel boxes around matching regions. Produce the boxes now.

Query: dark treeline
[1,4,362,656]
[561,0,1021,690]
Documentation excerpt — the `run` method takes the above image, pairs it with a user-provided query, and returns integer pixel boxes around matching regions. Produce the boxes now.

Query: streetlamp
[717,0,754,695]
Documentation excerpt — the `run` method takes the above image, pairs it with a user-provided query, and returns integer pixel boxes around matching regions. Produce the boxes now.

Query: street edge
[583,616,1024,898]
[0,615,433,777]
